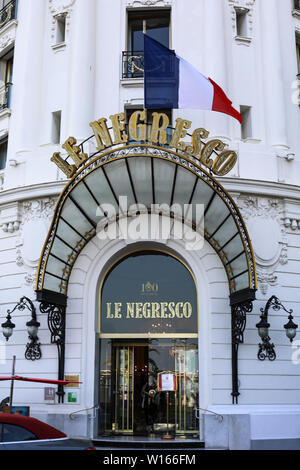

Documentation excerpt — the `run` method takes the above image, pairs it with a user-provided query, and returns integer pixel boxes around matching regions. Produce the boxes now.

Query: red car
[0,413,95,450]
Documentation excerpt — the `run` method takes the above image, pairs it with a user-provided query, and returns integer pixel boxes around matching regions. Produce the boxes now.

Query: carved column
[204,0,229,139]
[67,0,96,139]
[260,0,288,149]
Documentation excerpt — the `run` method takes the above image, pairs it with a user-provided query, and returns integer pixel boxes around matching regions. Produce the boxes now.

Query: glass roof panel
[230,253,248,275]
[153,158,176,205]
[211,217,237,250]
[46,255,68,277]
[50,236,73,263]
[43,273,63,293]
[222,235,244,264]
[205,196,230,236]
[84,168,118,208]
[56,218,83,247]
[127,157,153,207]
[172,166,198,206]
[70,182,101,225]
[104,159,135,208]
[233,272,250,292]
[191,180,214,208]
[60,198,94,235]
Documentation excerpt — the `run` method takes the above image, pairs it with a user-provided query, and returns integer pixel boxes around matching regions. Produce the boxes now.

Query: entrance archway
[36,143,257,405]
[98,250,199,437]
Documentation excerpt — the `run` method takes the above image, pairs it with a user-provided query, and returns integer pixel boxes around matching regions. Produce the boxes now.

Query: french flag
[144,35,242,123]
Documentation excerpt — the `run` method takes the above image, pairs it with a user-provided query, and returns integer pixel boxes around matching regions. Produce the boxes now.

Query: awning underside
[36,146,256,296]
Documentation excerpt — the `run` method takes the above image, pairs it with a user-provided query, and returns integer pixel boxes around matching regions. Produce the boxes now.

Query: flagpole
[9,355,16,410]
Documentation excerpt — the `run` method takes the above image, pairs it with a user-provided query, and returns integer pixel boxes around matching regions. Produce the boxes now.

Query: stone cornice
[218,177,300,202]
[0,181,66,206]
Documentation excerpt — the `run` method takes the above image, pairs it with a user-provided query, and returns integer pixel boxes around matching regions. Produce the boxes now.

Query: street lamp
[256,295,298,361]
[1,297,41,361]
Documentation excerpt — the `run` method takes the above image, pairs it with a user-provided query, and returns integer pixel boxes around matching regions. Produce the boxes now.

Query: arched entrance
[36,138,256,409]
[98,250,199,437]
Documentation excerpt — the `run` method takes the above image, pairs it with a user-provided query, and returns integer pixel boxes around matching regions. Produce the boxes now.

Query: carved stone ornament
[15,198,57,285]
[125,0,172,7]
[48,0,76,15]
[228,0,256,40]
[0,27,17,56]
[49,0,75,45]
[236,196,287,295]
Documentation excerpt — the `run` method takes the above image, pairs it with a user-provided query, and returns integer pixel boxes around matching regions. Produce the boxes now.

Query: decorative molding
[292,9,300,21]
[0,201,22,233]
[22,198,57,223]
[228,0,256,41]
[284,218,300,231]
[125,0,172,7]
[236,196,288,296]
[48,0,76,15]
[13,198,57,285]
[0,20,18,56]
[49,0,75,44]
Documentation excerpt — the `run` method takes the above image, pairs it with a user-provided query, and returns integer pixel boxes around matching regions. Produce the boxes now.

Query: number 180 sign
[158,372,177,392]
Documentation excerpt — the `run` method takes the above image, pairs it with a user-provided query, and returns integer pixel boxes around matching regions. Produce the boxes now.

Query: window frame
[1,422,38,443]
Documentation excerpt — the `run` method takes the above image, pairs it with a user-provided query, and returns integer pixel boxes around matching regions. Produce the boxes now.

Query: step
[93,437,205,449]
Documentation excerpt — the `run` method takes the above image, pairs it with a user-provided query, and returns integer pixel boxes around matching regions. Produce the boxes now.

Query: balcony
[0,82,12,111]
[0,0,17,31]
[122,51,144,80]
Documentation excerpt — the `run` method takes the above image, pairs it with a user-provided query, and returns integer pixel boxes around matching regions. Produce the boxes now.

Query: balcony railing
[0,82,12,110]
[122,51,144,79]
[0,0,16,30]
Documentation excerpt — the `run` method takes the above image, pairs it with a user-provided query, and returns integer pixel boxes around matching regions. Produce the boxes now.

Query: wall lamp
[1,297,41,361]
[256,295,298,361]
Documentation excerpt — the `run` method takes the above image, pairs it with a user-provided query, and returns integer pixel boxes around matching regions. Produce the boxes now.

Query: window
[235,7,249,38]
[240,106,252,140]
[51,110,62,144]
[123,9,170,78]
[0,49,13,109]
[2,423,37,442]
[296,34,300,77]
[55,14,66,45]
[0,138,7,170]
[294,0,300,11]
[0,0,16,28]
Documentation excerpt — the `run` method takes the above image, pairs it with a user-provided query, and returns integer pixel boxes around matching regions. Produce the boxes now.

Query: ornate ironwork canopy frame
[35,143,257,403]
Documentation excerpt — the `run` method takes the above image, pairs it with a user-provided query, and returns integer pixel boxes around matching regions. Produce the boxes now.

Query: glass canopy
[36,145,257,297]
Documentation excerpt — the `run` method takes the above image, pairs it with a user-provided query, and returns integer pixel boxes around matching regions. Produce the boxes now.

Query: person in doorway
[141,374,158,433]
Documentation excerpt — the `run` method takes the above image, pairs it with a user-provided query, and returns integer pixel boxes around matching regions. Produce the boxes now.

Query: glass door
[98,338,199,437]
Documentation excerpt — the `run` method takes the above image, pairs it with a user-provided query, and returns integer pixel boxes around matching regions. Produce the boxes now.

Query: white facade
[0,0,300,450]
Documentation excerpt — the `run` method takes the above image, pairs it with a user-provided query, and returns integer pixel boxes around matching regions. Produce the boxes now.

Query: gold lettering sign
[51,110,238,178]
[105,301,192,319]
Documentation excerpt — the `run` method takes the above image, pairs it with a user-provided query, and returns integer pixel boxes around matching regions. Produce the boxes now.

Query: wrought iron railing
[122,51,144,79]
[0,82,12,110]
[0,0,17,29]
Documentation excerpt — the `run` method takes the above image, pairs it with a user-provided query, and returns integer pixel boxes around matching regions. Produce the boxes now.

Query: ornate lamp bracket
[256,295,298,361]
[230,288,256,404]
[39,301,66,403]
[1,296,41,361]
[36,289,67,404]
